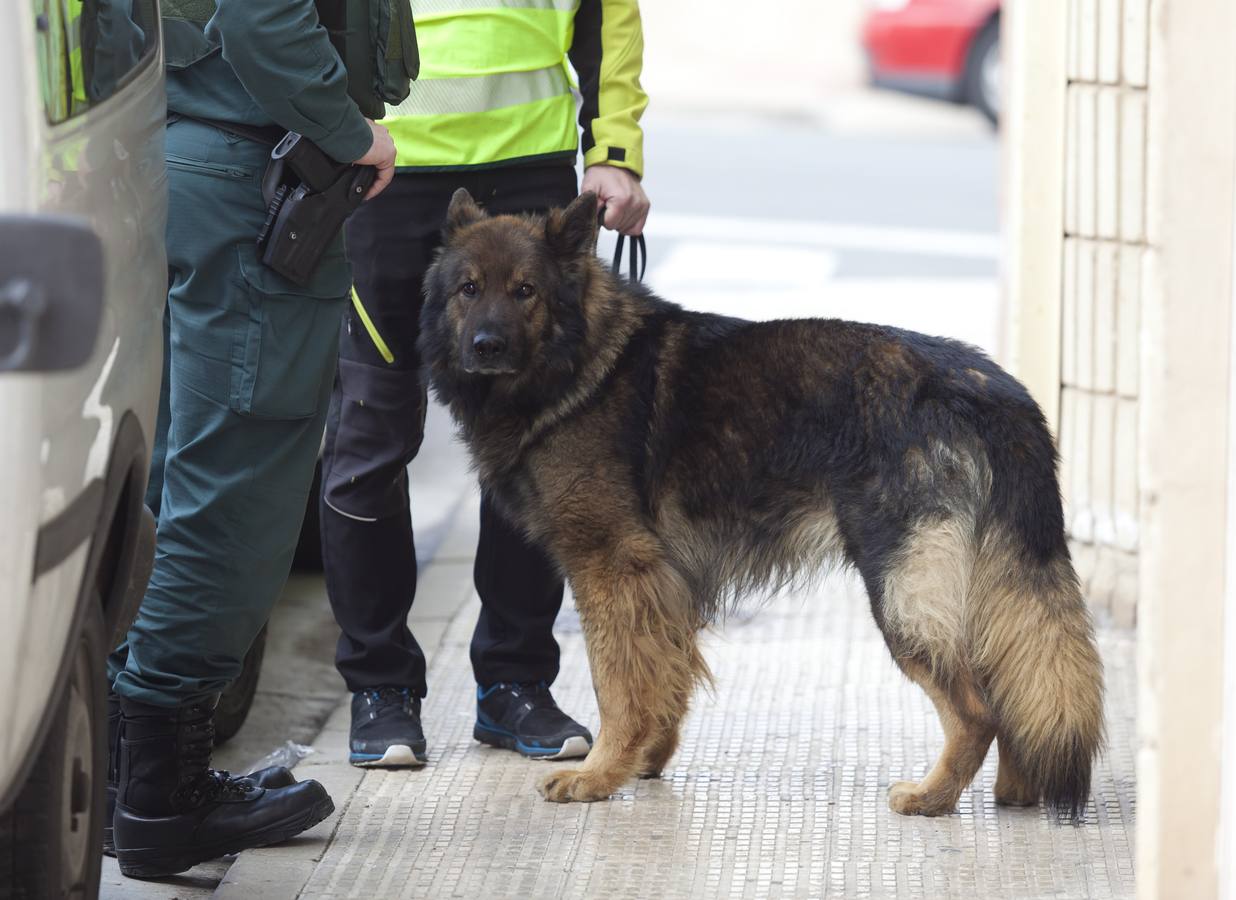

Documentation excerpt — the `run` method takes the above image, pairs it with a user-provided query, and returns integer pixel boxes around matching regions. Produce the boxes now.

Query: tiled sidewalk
[230,572,1135,900]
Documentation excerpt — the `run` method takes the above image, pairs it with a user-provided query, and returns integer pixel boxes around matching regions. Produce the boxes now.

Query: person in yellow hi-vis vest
[63,0,87,113]
[320,0,650,768]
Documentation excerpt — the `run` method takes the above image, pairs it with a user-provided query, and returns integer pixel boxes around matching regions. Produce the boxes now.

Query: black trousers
[321,165,578,697]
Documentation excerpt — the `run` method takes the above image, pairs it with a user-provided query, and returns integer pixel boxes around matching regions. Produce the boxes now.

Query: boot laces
[175,715,253,806]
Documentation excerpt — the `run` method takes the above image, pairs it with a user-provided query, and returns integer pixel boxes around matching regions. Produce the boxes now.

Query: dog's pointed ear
[445,188,485,237]
[546,192,599,258]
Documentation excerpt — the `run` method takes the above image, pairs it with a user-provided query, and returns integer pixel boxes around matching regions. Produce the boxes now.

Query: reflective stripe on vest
[411,0,576,12]
[382,1,580,169]
[388,64,568,117]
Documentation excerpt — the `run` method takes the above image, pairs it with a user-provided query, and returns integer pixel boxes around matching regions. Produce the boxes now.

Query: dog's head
[419,189,599,390]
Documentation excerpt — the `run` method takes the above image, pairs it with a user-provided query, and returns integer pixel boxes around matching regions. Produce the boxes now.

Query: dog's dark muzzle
[463,329,521,374]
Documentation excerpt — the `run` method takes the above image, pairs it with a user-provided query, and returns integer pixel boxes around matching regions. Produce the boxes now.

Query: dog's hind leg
[875,516,996,816]
[993,738,1037,806]
[538,545,707,802]
[887,660,996,816]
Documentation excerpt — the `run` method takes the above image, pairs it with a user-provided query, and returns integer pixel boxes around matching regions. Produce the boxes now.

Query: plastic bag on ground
[245,739,314,774]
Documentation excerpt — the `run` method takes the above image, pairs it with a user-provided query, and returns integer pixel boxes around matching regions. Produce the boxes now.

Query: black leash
[613,231,647,283]
[598,204,647,283]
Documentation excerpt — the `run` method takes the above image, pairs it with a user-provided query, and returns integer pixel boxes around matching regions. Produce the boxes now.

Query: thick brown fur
[418,189,1105,819]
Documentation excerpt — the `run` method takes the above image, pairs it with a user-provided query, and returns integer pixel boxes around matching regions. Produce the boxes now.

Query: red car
[861,0,1001,124]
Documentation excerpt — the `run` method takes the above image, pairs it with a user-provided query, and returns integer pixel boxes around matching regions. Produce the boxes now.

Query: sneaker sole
[115,795,335,879]
[349,744,428,768]
[473,723,592,760]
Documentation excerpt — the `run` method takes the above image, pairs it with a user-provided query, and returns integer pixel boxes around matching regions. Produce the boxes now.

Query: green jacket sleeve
[209,1,372,163]
[568,0,649,178]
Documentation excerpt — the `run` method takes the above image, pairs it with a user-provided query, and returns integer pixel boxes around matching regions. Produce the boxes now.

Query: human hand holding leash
[582,164,649,235]
[354,119,397,200]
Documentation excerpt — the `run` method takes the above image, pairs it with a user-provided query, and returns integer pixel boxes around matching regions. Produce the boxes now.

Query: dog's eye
[461,281,478,297]
[515,283,535,299]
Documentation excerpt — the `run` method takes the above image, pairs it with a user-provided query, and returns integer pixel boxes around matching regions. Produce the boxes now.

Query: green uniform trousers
[108,118,349,706]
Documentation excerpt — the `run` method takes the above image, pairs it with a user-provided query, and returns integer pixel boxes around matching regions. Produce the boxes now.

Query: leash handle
[597,204,647,283]
[612,232,647,283]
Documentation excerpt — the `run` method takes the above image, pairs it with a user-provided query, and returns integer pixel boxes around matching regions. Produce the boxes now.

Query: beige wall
[1007,0,1236,896]
[1137,0,1234,893]
[1006,0,1144,628]
[1060,0,1149,628]
[1001,0,1065,421]
[1224,267,1236,897]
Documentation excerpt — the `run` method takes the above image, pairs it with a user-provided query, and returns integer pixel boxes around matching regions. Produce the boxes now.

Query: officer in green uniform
[104,0,401,880]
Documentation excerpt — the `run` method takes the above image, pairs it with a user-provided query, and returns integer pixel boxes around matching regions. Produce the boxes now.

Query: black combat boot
[103,691,122,856]
[103,693,298,857]
[112,697,334,878]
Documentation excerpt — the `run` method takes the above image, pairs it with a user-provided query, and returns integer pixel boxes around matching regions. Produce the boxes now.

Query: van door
[0,0,166,847]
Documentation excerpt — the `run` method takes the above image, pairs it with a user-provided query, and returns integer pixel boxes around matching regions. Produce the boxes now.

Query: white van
[0,2,166,896]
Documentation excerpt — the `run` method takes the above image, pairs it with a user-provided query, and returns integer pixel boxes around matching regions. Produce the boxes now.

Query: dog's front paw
[537,768,615,803]
[887,780,954,817]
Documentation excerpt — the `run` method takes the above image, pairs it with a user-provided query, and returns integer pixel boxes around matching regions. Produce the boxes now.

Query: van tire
[0,600,107,900]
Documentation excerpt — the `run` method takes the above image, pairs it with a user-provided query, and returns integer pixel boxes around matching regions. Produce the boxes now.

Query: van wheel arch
[93,410,154,648]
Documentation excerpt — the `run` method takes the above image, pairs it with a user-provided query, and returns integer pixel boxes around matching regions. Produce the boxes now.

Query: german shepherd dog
[419,189,1104,820]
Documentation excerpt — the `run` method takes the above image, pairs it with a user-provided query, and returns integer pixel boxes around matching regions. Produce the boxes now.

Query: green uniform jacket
[165,0,373,164]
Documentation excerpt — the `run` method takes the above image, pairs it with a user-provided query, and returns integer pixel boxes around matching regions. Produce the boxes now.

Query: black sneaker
[474,682,592,760]
[349,687,428,767]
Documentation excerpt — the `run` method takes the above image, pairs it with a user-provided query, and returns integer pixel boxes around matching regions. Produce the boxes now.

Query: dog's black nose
[473,332,507,359]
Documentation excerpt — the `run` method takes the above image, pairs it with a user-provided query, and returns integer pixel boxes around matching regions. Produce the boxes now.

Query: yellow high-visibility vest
[383,0,647,177]
[66,0,88,110]
[36,0,70,122]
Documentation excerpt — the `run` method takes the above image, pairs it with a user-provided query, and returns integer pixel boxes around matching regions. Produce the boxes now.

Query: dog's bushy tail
[972,547,1105,822]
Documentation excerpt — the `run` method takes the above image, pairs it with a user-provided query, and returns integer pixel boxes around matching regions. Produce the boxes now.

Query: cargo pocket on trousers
[233,244,351,419]
[324,353,428,520]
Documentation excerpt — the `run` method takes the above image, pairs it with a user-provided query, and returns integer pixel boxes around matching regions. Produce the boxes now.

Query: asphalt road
[643,109,999,236]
